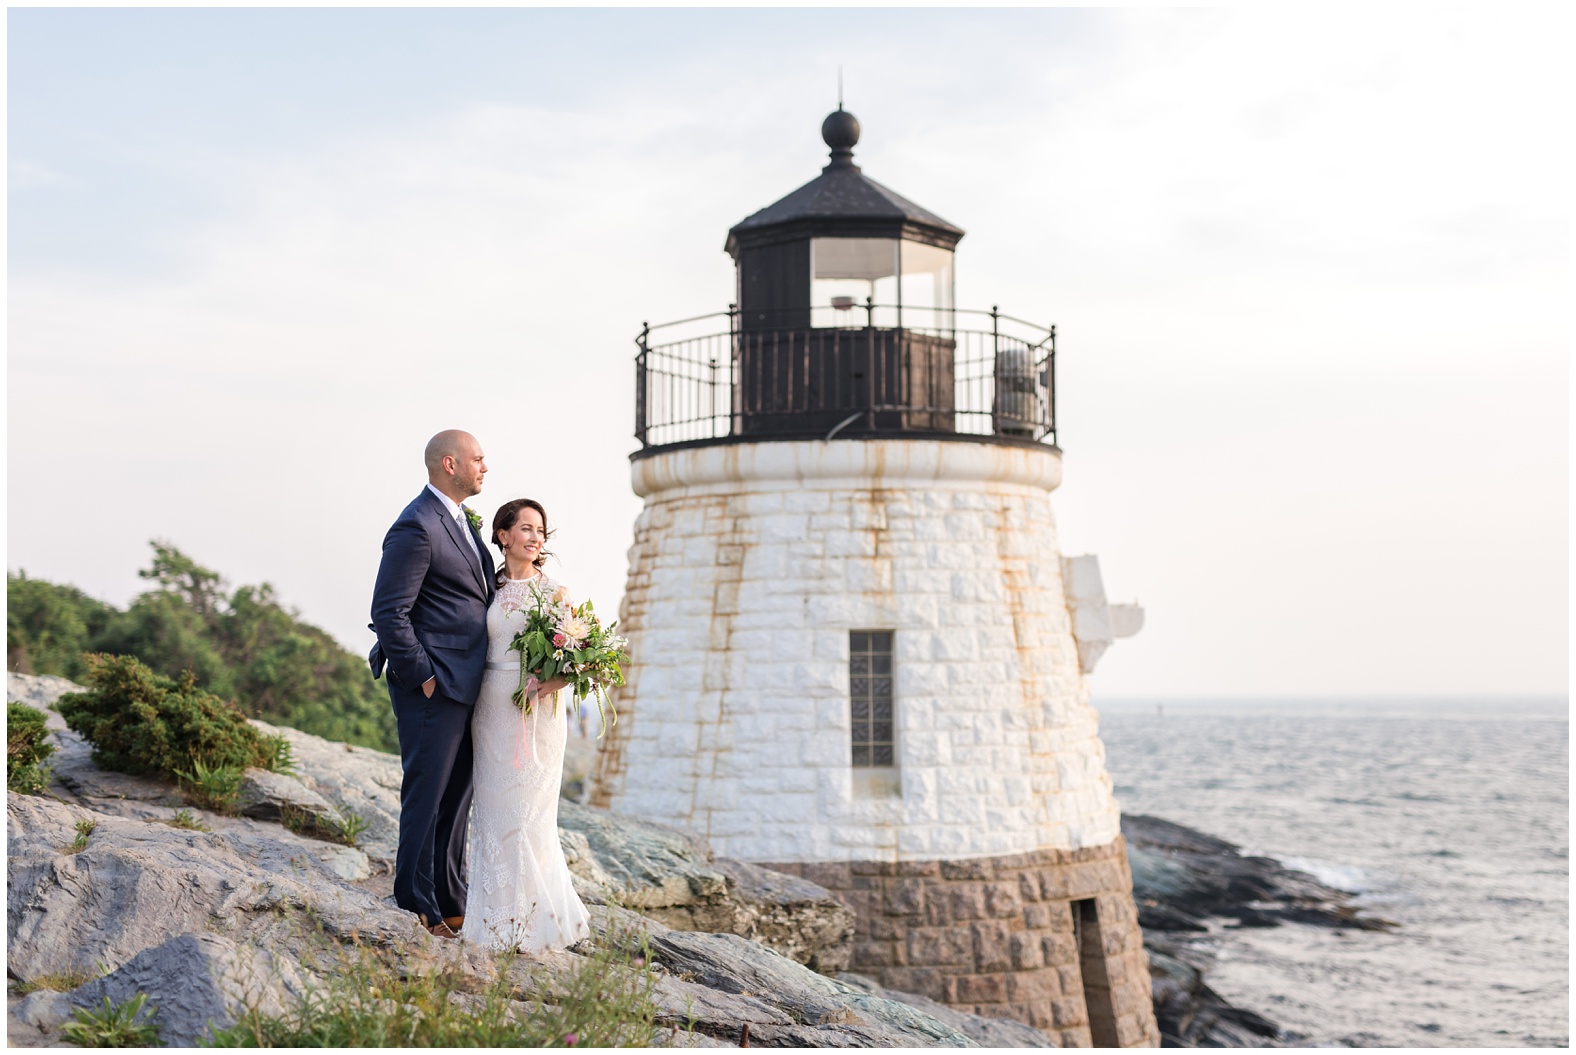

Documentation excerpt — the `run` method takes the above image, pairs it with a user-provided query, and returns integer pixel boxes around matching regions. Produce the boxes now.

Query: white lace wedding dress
[460,573,592,953]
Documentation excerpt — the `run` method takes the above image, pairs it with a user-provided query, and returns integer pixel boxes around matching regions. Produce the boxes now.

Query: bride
[459,497,592,953]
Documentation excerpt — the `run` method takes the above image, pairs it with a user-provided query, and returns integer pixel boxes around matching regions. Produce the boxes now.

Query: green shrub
[7,701,56,794]
[56,654,275,781]
[61,992,160,1047]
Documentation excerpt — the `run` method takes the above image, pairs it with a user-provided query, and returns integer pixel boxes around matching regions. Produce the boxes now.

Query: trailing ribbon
[513,675,540,768]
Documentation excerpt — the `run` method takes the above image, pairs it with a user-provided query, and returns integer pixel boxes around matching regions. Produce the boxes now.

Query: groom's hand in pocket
[422,677,436,698]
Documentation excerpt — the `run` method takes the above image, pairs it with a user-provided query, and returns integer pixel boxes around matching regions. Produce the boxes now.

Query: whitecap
[1269,854,1373,894]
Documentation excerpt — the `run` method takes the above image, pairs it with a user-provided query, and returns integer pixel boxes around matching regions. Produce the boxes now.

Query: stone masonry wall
[593,439,1123,864]
[766,839,1160,1048]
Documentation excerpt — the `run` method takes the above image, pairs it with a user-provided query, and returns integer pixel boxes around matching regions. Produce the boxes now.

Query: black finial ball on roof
[822,109,860,151]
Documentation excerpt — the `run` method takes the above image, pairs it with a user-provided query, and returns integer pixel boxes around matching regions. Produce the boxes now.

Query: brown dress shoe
[427,921,460,940]
[443,915,465,931]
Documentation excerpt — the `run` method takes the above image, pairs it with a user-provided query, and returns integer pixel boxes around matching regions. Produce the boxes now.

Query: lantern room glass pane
[811,238,899,328]
[898,241,955,332]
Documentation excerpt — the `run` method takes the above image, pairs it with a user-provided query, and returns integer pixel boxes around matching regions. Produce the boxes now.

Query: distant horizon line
[1095,693,1569,703]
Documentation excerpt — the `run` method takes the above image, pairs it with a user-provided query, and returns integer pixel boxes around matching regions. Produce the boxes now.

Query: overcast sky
[7,7,1569,699]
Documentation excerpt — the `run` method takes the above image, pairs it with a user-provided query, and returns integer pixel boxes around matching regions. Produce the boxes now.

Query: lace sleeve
[496,574,567,615]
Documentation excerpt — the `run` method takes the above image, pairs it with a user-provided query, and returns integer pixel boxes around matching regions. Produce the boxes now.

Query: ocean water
[1097,698,1569,1048]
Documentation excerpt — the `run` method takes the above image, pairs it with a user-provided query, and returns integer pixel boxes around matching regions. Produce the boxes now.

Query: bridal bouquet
[508,584,629,738]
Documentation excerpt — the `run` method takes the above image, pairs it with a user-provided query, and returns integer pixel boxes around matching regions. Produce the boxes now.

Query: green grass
[60,992,160,1047]
[175,758,245,814]
[167,808,210,832]
[263,734,298,777]
[11,969,97,996]
[278,804,368,848]
[206,922,661,1047]
[328,807,369,848]
[67,819,96,854]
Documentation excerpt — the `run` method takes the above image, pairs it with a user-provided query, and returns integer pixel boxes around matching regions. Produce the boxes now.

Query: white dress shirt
[426,483,483,566]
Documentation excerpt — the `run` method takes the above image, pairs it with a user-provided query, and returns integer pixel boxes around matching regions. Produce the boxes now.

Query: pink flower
[553,633,566,647]
[564,1034,578,1046]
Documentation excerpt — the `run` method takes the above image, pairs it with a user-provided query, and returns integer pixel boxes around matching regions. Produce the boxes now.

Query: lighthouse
[593,108,1160,1048]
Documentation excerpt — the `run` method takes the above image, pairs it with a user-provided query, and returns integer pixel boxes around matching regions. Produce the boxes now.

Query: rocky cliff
[6,673,1049,1048]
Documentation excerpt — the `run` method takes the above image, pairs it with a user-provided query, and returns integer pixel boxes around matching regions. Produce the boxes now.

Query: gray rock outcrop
[1122,813,1392,1046]
[557,799,857,973]
[6,793,419,987]
[837,972,1055,1047]
[48,933,305,1046]
[1124,813,1392,933]
[233,767,342,829]
[648,930,982,1046]
[6,673,1042,1048]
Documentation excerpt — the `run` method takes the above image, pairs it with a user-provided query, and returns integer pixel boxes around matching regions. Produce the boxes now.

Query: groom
[369,429,495,939]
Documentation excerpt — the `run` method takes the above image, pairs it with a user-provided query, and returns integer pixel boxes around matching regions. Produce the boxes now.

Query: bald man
[369,429,495,939]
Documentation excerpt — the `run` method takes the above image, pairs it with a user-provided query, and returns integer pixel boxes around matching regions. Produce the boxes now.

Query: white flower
[560,615,592,641]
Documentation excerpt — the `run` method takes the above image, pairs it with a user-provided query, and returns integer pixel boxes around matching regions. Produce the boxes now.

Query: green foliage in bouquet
[8,543,397,752]
[508,587,629,738]
[55,653,280,783]
[7,701,57,795]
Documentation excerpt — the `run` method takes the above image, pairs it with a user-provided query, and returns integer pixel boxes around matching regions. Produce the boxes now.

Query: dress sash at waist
[486,661,518,672]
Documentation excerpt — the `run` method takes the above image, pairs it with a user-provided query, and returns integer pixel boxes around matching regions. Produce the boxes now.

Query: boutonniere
[462,506,483,534]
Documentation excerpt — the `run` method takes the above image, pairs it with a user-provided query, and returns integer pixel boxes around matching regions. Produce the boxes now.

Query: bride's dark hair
[491,498,553,582]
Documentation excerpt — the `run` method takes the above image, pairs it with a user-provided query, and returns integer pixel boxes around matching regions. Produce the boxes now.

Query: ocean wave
[1101,711,1567,1044]
[1269,854,1373,894]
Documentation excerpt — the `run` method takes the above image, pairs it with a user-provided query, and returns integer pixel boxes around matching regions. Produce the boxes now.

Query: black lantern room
[634,110,1056,451]
[726,109,964,335]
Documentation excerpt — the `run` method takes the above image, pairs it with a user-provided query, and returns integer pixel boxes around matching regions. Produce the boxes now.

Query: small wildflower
[564,1033,578,1046]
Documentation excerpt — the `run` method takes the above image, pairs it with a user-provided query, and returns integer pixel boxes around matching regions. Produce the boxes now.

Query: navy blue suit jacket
[369,489,496,706]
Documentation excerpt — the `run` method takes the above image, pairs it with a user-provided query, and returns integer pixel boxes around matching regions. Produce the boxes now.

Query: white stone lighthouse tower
[594,109,1159,1048]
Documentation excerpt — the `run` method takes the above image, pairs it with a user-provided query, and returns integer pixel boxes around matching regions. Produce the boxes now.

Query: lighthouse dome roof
[725,109,965,257]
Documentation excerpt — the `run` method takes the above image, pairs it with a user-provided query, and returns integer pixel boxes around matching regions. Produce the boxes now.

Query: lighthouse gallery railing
[634,305,1057,452]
